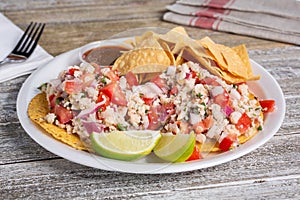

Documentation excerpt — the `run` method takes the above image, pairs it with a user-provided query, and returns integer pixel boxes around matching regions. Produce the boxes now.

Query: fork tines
[12,22,45,57]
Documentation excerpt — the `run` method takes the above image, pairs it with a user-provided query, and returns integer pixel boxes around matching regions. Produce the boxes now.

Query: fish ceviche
[39,60,273,159]
[30,27,277,162]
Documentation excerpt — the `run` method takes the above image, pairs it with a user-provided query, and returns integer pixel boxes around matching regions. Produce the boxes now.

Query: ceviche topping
[39,61,267,158]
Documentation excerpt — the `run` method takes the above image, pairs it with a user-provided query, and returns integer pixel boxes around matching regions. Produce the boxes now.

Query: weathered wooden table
[1,1,299,199]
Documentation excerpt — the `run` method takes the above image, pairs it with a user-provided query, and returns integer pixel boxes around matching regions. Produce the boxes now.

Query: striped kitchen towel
[163,0,300,45]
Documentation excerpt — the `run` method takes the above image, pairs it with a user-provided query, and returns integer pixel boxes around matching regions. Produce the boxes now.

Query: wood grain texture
[0,0,299,199]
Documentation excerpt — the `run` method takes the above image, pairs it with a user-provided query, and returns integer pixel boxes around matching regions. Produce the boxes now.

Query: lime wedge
[153,132,195,162]
[91,130,161,161]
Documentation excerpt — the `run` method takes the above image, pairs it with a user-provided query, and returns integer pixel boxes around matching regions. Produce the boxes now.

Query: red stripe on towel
[193,17,216,29]
[195,7,227,18]
[206,0,234,8]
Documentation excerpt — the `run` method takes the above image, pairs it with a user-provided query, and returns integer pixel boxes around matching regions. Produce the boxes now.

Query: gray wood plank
[0,0,299,199]
[133,177,300,200]
[1,134,299,199]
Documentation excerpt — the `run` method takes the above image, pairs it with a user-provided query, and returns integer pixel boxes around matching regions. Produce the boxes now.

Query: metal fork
[0,22,45,65]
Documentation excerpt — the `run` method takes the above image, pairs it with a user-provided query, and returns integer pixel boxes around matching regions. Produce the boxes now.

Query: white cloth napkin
[0,13,53,83]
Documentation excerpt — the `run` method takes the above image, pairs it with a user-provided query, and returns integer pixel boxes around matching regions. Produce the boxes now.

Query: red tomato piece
[211,86,229,109]
[219,136,234,151]
[186,146,201,161]
[48,94,56,109]
[169,86,178,95]
[190,71,198,78]
[161,102,175,111]
[53,105,73,124]
[96,92,111,111]
[147,107,160,130]
[236,112,252,134]
[176,121,190,134]
[189,71,201,84]
[68,67,80,76]
[200,77,220,86]
[96,92,110,120]
[81,73,95,88]
[213,92,229,108]
[151,75,169,92]
[106,70,119,82]
[100,82,127,106]
[64,81,83,94]
[159,102,175,122]
[259,100,275,113]
[142,97,154,105]
[125,71,138,88]
[193,116,213,134]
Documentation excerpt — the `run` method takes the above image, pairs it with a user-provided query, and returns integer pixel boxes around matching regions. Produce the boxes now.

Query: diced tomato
[259,100,275,113]
[193,115,213,134]
[169,86,178,95]
[200,77,220,86]
[213,91,229,108]
[53,105,73,124]
[100,82,127,106]
[64,81,82,94]
[147,107,160,130]
[99,82,114,99]
[161,102,175,111]
[159,102,175,122]
[96,92,110,120]
[106,70,119,82]
[203,116,213,128]
[151,75,169,92]
[190,71,198,78]
[96,91,111,111]
[125,71,138,88]
[68,67,80,76]
[142,97,154,105]
[48,94,56,109]
[81,73,95,88]
[236,112,252,134]
[219,136,234,151]
[176,121,190,134]
[190,71,201,84]
[186,146,201,161]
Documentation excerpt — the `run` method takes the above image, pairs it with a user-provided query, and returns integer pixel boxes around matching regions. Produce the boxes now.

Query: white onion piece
[132,82,163,98]
[76,97,107,119]
[189,113,202,125]
[166,66,176,76]
[81,120,104,134]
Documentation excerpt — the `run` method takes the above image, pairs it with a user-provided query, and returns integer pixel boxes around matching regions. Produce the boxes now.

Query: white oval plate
[17,39,285,174]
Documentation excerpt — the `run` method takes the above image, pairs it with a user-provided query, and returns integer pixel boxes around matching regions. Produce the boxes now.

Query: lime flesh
[91,130,161,161]
[153,132,195,162]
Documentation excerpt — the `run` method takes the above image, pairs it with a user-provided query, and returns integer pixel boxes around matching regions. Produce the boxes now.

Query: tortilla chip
[169,26,189,37]
[198,37,228,71]
[199,37,248,78]
[217,44,249,78]
[232,44,260,80]
[135,33,162,49]
[198,37,261,83]
[28,93,87,150]
[113,48,171,75]
[160,41,176,65]
[159,29,209,59]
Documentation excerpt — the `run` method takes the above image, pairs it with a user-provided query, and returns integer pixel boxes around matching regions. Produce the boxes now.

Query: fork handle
[0,55,26,65]
[0,58,10,65]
